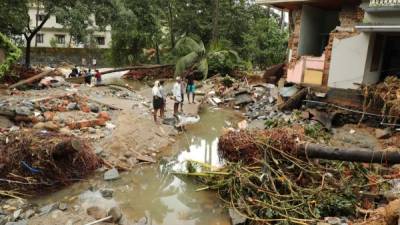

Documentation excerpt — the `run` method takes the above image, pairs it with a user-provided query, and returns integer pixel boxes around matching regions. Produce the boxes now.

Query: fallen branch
[84,216,112,225]
[8,69,54,89]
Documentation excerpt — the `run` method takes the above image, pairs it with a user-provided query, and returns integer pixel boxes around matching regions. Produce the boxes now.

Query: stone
[135,217,147,225]
[59,127,72,135]
[23,209,35,219]
[67,102,78,111]
[0,116,14,128]
[375,128,392,139]
[33,121,59,131]
[0,215,7,225]
[39,203,59,216]
[58,203,68,211]
[88,127,97,134]
[104,168,120,181]
[15,107,32,117]
[89,104,100,113]
[107,207,122,223]
[94,146,104,155]
[118,215,130,225]
[324,217,341,225]
[100,188,114,198]
[98,111,111,121]
[5,220,27,225]
[86,206,107,220]
[229,208,246,225]
[12,210,21,221]
[43,111,54,121]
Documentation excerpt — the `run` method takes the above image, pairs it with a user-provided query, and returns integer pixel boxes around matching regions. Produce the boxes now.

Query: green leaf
[174,51,199,77]
[197,58,208,80]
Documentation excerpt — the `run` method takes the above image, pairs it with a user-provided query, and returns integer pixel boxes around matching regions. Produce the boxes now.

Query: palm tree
[174,37,240,80]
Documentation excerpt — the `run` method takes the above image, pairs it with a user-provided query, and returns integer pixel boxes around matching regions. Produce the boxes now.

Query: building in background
[28,6,111,49]
[257,0,400,90]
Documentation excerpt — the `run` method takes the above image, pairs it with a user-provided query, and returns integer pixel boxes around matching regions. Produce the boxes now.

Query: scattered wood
[8,69,54,89]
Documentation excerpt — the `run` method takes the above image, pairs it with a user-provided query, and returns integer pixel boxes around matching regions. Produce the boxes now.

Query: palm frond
[197,58,208,80]
[175,37,204,56]
[174,51,199,77]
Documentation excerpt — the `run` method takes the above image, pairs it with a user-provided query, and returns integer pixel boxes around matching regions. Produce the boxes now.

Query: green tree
[0,0,114,68]
[174,37,241,79]
[110,0,162,66]
[242,18,288,69]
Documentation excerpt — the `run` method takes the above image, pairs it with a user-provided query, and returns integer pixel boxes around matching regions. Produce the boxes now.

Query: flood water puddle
[33,107,242,225]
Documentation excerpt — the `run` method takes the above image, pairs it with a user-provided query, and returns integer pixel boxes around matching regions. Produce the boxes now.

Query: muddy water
[34,107,242,225]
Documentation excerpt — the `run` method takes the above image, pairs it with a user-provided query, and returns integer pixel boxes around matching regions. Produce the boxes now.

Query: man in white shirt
[172,77,182,117]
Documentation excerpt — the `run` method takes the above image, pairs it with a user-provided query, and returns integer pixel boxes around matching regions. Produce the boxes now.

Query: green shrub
[0,33,22,79]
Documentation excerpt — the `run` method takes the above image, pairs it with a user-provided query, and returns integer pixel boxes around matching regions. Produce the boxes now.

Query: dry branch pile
[185,128,394,224]
[0,130,102,196]
[362,76,400,123]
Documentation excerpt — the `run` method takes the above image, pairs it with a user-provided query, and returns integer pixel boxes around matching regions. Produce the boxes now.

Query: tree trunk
[155,41,161,64]
[35,2,39,47]
[167,0,175,48]
[212,0,220,43]
[25,36,32,68]
[297,143,400,164]
[280,10,284,30]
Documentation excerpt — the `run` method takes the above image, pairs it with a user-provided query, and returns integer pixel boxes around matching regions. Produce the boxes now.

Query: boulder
[107,207,122,223]
[104,168,120,181]
[15,107,32,117]
[86,206,107,220]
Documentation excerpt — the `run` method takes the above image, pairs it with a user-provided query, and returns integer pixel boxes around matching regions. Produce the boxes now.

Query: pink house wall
[287,54,325,84]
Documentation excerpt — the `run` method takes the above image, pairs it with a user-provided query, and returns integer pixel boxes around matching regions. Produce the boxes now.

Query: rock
[118,215,130,225]
[89,104,100,113]
[317,223,330,225]
[88,127,97,134]
[94,146,104,155]
[12,210,21,221]
[67,102,78,111]
[100,189,114,198]
[23,209,35,219]
[104,168,120,181]
[5,220,27,225]
[135,217,147,225]
[324,217,341,225]
[58,203,68,211]
[86,206,107,220]
[375,128,392,139]
[33,121,59,131]
[15,107,32,117]
[98,111,111,121]
[229,208,246,225]
[0,116,14,128]
[39,203,59,216]
[0,215,7,225]
[59,127,72,135]
[107,207,122,223]
[43,111,54,121]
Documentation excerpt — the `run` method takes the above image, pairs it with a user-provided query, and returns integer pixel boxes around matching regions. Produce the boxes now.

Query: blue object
[21,161,41,174]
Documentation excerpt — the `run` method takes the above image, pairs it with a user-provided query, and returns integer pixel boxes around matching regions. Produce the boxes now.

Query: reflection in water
[111,107,242,225]
[32,107,241,225]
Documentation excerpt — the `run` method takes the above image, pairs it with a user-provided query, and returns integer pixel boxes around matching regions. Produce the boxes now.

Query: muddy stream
[32,76,243,225]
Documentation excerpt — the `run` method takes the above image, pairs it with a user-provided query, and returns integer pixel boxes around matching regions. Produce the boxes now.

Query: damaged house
[257,0,400,90]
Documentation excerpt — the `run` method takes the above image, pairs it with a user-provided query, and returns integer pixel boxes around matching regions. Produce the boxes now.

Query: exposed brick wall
[288,9,302,67]
[322,6,364,86]
[286,5,365,86]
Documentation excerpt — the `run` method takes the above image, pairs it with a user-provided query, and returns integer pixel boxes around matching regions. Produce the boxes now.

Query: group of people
[69,66,102,86]
[152,72,196,123]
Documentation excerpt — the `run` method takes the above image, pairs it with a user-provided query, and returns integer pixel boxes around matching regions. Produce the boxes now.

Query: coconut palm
[174,37,241,80]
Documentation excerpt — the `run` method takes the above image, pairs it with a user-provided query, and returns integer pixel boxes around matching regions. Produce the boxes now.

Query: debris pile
[184,128,400,224]
[0,130,101,196]
[363,76,400,123]
[123,65,174,80]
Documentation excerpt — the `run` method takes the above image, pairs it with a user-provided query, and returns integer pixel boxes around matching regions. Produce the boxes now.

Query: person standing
[152,81,163,123]
[186,71,196,104]
[95,70,102,85]
[180,78,186,112]
[172,77,183,117]
[85,69,93,86]
[159,80,166,119]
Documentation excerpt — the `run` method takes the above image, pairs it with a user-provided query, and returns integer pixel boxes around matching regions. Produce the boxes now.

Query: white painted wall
[363,33,385,85]
[328,33,371,89]
[27,8,111,49]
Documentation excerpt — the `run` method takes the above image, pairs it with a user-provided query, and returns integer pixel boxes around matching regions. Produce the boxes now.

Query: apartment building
[28,6,112,49]
[257,0,400,90]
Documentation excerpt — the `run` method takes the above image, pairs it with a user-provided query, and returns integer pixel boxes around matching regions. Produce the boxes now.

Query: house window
[96,36,105,45]
[36,14,46,21]
[36,34,44,44]
[55,35,65,44]
[55,16,62,24]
